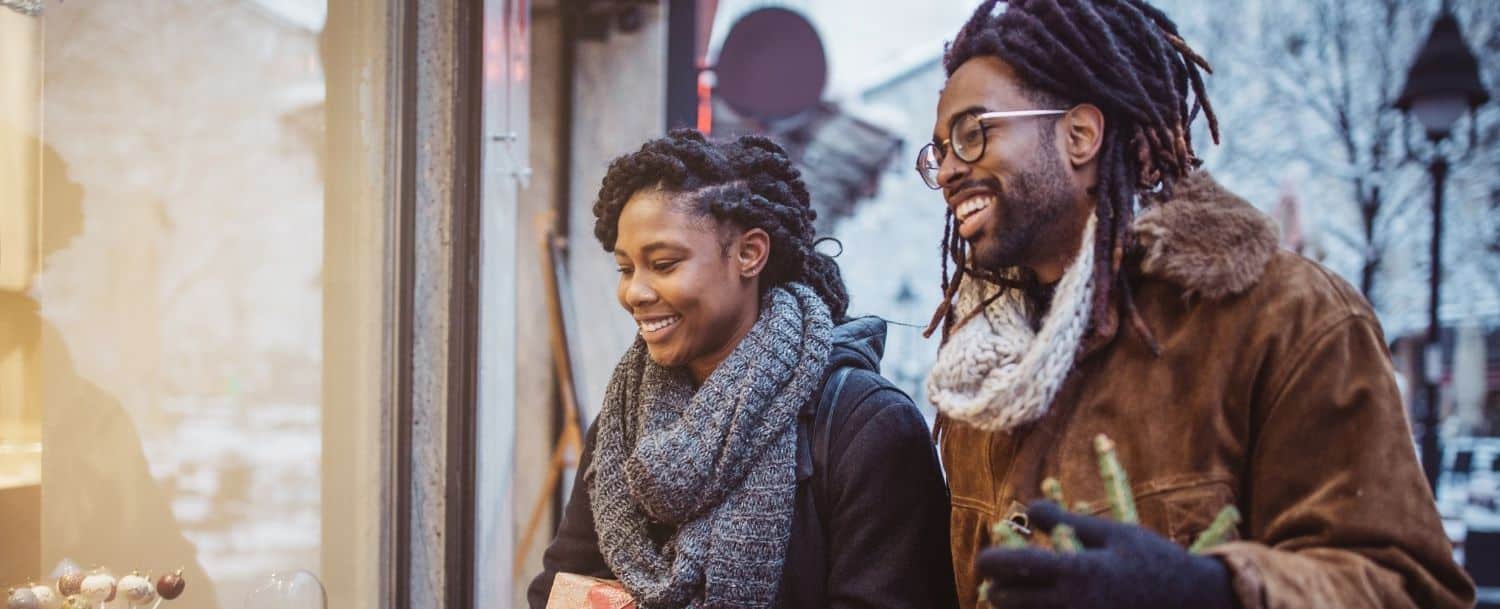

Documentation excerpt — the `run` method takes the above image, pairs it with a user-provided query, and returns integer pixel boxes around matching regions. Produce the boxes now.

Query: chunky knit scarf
[926,216,1097,431]
[588,283,833,609]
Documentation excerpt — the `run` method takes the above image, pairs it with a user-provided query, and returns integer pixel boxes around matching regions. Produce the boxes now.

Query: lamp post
[1394,8,1489,492]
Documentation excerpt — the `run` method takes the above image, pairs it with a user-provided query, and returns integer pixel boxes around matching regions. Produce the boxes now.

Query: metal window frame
[390,0,485,607]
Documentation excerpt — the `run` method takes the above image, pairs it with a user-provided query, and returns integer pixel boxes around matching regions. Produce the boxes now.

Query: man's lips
[956,194,995,223]
[947,188,999,241]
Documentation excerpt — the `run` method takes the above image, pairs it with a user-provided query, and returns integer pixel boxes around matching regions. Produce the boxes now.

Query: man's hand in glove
[977,501,1234,609]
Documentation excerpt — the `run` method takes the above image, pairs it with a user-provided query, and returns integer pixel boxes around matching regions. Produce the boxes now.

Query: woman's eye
[652,260,678,272]
[616,266,633,275]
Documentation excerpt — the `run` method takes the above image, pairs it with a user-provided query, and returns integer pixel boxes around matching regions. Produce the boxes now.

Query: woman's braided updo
[594,128,850,322]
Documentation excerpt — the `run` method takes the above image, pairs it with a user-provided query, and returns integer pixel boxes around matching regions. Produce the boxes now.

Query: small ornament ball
[54,574,82,598]
[79,573,115,603]
[26,587,58,609]
[156,571,186,601]
[6,587,38,609]
[119,573,156,605]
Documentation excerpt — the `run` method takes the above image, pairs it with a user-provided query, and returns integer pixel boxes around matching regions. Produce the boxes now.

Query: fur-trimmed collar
[1078,171,1278,356]
[1133,170,1279,300]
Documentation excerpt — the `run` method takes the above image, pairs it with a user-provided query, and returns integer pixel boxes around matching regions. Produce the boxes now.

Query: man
[918,1,1475,608]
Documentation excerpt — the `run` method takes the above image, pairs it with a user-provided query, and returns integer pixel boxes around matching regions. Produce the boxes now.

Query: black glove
[977,501,1234,609]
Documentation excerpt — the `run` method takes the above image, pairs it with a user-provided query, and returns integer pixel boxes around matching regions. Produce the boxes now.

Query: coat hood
[827,316,888,373]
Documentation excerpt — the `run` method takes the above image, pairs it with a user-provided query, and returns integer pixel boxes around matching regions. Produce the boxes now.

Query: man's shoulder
[1128,246,1388,371]
[1244,249,1377,325]
[1131,245,1380,342]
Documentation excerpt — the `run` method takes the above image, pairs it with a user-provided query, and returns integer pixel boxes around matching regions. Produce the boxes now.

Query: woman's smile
[636,314,683,341]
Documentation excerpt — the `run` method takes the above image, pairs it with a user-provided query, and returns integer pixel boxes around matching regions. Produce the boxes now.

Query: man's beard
[968,151,1079,274]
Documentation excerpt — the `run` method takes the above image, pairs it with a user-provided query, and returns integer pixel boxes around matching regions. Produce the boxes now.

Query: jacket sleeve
[825,380,960,609]
[1207,314,1475,609]
[527,423,615,609]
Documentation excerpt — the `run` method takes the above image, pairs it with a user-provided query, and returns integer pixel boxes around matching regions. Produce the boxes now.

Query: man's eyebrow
[933,104,991,143]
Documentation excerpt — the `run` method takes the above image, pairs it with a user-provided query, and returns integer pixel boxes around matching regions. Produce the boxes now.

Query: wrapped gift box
[545,573,636,609]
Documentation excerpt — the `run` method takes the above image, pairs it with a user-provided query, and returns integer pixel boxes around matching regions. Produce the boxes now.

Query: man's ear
[1062,104,1105,168]
[736,228,771,279]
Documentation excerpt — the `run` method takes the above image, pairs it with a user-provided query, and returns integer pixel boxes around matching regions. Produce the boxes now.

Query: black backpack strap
[812,366,856,528]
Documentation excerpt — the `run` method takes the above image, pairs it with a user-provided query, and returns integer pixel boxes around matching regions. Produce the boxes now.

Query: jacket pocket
[1154,479,1240,548]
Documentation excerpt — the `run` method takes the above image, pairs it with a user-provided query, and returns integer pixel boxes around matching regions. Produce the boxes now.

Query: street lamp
[1394,9,1489,492]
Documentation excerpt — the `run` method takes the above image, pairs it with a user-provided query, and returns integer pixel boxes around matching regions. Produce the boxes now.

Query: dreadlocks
[925,0,1218,353]
[594,128,851,322]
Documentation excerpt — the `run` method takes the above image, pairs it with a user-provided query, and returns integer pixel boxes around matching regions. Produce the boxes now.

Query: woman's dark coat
[528,317,958,609]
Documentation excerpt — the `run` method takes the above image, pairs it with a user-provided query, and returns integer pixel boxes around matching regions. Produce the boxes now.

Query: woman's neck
[688,302,761,385]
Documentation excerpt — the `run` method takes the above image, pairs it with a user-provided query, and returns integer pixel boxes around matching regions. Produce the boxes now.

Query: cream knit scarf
[926,216,1096,431]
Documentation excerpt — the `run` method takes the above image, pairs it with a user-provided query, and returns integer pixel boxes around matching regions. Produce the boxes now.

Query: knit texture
[926,216,1096,431]
[588,283,833,609]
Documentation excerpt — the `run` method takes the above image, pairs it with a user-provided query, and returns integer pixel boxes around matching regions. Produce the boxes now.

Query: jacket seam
[1134,472,1237,502]
[950,495,1000,519]
[1257,313,1366,421]
[1254,253,1374,409]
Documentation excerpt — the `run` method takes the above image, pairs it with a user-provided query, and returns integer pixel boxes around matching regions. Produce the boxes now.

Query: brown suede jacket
[941,172,1476,609]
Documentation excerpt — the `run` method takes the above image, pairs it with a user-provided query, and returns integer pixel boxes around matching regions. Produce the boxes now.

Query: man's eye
[959,125,985,146]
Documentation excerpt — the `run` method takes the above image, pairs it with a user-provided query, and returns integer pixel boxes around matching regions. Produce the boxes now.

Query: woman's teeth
[640,315,681,333]
[957,196,995,222]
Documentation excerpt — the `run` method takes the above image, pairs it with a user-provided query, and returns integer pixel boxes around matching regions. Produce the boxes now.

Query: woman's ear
[736,228,771,279]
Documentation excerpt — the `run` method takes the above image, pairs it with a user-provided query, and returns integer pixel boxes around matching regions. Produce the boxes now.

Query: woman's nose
[624,276,656,308]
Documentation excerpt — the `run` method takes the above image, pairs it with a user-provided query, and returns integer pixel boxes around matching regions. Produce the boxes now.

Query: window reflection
[1,1,387,608]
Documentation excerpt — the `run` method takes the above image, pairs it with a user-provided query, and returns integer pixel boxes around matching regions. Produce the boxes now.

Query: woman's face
[613,189,766,382]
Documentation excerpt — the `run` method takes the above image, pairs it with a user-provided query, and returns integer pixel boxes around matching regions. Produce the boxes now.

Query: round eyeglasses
[915,109,1068,189]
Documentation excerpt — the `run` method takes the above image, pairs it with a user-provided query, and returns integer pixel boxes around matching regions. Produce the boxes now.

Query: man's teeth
[640,315,681,333]
[958,196,994,222]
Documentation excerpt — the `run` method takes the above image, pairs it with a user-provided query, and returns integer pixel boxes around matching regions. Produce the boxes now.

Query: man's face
[932,56,1086,275]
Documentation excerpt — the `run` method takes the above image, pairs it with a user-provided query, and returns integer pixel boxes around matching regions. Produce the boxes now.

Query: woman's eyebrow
[639,241,687,255]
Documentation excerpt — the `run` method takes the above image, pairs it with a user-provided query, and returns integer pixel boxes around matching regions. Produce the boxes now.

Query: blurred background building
[0,1,1495,608]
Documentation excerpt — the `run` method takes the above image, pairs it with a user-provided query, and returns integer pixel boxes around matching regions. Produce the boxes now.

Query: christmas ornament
[118,573,156,606]
[6,588,38,609]
[155,571,185,601]
[78,573,115,604]
[26,587,58,609]
[54,575,82,599]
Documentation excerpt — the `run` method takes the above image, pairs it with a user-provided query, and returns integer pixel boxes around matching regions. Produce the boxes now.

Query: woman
[528,130,957,609]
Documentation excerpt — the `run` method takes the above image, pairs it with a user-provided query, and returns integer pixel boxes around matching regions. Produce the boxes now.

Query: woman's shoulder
[822,368,931,448]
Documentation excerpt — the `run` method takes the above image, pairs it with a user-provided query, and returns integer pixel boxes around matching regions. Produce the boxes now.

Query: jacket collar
[1082,170,1280,355]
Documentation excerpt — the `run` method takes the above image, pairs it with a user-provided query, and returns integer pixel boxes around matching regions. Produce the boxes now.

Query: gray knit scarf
[588,283,833,609]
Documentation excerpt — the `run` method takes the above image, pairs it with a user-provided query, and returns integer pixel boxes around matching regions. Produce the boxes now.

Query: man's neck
[1032,196,1097,284]
[1031,260,1068,285]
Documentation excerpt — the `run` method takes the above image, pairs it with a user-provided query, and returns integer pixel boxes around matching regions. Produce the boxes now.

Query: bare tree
[1176,0,1498,324]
